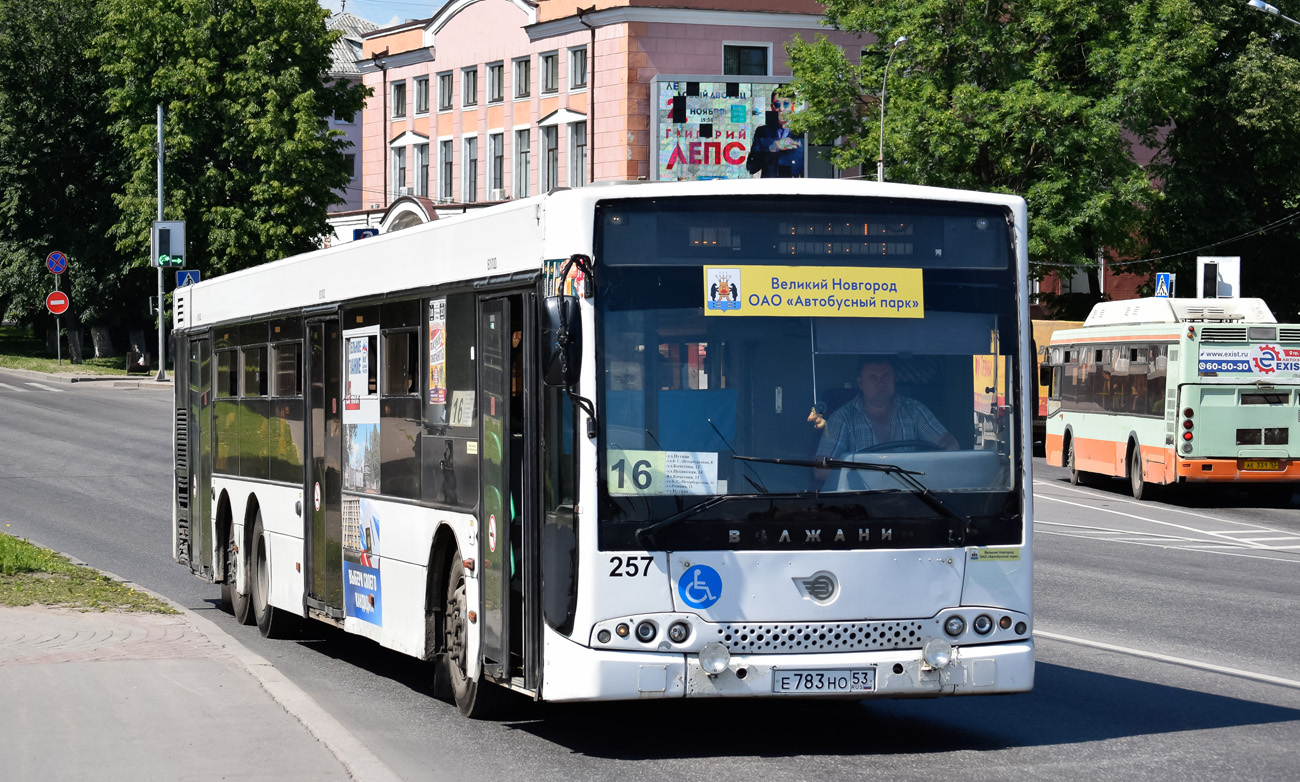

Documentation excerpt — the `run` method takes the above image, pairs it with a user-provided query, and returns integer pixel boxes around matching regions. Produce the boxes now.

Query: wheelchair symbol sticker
[678,565,722,609]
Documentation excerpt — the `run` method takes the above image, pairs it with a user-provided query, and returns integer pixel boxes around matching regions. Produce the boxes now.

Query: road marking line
[25,383,64,393]
[1035,530,1300,564]
[1038,520,1250,546]
[1033,479,1281,531]
[1035,630,1300,691]
[1036,493,1278,550]
[0,383,29,392]
[1227,536,1300,543]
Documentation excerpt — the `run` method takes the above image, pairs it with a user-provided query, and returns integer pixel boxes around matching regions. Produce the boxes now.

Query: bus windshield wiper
[733,455,969,547]
[634,495,737,547]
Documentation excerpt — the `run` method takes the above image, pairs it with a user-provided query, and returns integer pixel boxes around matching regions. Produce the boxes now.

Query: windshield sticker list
[703,265,924,318]
[608,450,718,496]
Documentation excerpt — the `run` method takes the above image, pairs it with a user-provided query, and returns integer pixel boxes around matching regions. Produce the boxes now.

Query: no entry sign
[46,291,69,315]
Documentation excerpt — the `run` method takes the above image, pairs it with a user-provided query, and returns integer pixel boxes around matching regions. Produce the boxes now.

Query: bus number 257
[609,555,654,577]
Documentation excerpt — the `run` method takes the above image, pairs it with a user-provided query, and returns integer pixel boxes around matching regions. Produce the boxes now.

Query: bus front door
[478,293,539,687]
[306,317,345,616]
[182,334,214,579]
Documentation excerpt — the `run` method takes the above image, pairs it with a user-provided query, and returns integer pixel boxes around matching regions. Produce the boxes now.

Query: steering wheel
[861,439,938,453]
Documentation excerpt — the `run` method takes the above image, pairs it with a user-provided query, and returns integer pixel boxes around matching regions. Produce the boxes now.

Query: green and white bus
[1043,296,1300,500]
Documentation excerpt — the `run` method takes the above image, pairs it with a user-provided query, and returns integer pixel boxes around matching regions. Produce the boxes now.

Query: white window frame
[414,76,429,116]
[463,135,479,203]
[541,51,559,94]
[487,62,504,104]
[391,80,408,118]
[437,72,453,112]
[489,132,505,194]
[439,138,454,200]
[568,46,588,92]
[462,67,478,108]
[415,143,429,196]
[722,42,772,76]
[391,146,407,198]
[568,121,587,188]
[514,127,531,198]
[513,57,531,99]
[541,125,559,193]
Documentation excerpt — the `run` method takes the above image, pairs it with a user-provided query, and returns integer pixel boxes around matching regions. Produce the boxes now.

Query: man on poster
[745,92,805,178]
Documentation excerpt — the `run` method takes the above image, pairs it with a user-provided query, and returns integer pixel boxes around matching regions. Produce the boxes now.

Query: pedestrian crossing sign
[1154,272,1173,298]
[177,270,201,287]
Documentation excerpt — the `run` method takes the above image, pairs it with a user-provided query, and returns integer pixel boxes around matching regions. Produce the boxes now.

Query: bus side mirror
[1039,365,1053,388]
[542,295,582,387]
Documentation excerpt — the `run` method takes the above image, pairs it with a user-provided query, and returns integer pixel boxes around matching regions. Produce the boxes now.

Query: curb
[0,366,172,387]
[37,544,402,782]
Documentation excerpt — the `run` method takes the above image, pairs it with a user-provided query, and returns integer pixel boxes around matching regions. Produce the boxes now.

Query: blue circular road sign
[46,251,68,275]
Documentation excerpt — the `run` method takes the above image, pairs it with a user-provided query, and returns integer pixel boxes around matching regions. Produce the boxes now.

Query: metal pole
[156,104,166,382]
[877,36,906,183]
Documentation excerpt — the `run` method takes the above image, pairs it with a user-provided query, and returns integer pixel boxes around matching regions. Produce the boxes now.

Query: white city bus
[1042,296,1300,500]
[171,179,1035,716]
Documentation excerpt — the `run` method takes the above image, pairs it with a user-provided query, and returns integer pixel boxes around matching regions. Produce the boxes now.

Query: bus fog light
[699,642,731,676]
[597,629,611,644]
[667,621,691,643]
[922,638,954,669]
[944,616,966,636]
[635,621,657,643]
[973,615,993,635]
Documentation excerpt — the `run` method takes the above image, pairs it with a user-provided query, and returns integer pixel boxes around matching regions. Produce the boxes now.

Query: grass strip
[0,533,176,613]
[0,324,157,375]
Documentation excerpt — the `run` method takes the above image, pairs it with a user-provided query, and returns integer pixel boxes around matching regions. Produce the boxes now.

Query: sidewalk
[0,364,172,388]
[0,601,401,782]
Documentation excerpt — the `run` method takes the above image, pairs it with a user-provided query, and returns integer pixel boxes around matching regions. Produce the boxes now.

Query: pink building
[345,0,865,234]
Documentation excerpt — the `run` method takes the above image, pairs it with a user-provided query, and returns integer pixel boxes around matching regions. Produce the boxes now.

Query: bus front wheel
[1129,447,1152,501]
[439,555,505,719]
[1067,439,1089,486]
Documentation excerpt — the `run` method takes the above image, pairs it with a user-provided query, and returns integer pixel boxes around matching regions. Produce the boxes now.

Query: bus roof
[1082,297,1277,327]
[173,178,1028,330]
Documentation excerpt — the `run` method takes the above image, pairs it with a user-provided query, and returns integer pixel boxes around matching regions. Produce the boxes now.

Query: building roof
[327,12,379,77]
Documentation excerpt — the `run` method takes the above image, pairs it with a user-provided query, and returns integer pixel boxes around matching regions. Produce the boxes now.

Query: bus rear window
[1242,393,1290,405]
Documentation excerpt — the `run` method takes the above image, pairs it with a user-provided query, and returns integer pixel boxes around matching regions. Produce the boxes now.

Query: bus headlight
[973,615,994,635]
[667,621,691,643]
[922,638,954,669]
[635,621,657,643]
[944,615,966,636]
[699,642,731,676]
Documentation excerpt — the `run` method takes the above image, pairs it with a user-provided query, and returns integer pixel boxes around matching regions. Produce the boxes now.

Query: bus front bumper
[1176,457,1300,483]
[540,635,1034,702]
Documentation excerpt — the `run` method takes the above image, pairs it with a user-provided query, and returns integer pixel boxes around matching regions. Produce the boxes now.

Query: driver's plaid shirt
[814,394,950,458]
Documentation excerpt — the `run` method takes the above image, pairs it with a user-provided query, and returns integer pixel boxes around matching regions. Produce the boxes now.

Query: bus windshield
[594,196,1023,550]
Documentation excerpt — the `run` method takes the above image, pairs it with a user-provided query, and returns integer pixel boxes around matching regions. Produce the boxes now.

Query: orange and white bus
[1042,297,1300,500]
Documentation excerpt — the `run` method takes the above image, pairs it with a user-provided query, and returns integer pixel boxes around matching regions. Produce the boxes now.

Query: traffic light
[151,220,186,268]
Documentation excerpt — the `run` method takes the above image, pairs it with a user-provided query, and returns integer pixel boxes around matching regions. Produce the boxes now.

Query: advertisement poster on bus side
[343,498,383,626]
[429,297,447,405]
[343,330,380,493]
[1198,345,1300,376]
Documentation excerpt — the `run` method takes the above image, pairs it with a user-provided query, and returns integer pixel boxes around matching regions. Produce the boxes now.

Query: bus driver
[811,357,959,460]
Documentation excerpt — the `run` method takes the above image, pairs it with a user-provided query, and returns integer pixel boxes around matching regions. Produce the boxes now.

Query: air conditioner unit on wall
[489,188,507,201]
[396,187,414,197]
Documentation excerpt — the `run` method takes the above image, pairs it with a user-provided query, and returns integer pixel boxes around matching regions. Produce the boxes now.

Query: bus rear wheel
[1067,439,1088,486]
[438,555,505,719]
[223,528,252,625]
[1129,447,1152,501]
[251,515,298,639]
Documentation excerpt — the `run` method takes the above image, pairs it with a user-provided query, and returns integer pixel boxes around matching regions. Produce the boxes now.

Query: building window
[542,125,558,192]
[463,136,479,203]
[440,139,453,200]
[489,133,504,195]
[514,129,530,198]
[392,81,407,118]
[463,67,478,107]
[569,121,587,187]
[437,72,453,111]
[334,108,355,124]
[488,62,504,103]
[414,76,429,115]
[415,143,429,196]
[569,47,587,90]
[723,44,770,76]
[541,52,559,94]
[344,153,356,178]
[513,57,530,98]
[392,146,406,197]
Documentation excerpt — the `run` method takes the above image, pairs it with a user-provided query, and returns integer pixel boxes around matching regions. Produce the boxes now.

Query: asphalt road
[2,369,1298,781]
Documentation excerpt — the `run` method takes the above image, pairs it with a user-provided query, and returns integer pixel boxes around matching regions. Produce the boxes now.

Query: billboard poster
[655,79,805,181]
[429,297,446,405]
[343,498,383,626]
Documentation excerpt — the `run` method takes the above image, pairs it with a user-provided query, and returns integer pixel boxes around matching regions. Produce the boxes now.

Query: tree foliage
[0,0,126,338]
[787,0,1214,295]
[97,0,367,278]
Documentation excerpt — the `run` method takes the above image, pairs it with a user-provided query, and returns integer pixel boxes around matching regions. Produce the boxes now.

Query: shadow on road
[1043,472,1296,512]
[502,662,1300,758]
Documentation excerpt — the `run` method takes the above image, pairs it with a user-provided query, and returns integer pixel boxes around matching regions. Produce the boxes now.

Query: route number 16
[611,458,653,491]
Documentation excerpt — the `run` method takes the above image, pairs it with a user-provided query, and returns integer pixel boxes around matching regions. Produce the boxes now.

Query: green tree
[1141,4,1300,319]
[97,0,368,280]
[0,0,128,359]
[787,0,1213,315]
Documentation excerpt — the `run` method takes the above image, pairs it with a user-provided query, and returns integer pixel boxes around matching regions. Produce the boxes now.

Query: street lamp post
[877,35,907,183]
[1247,0,1300,27]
